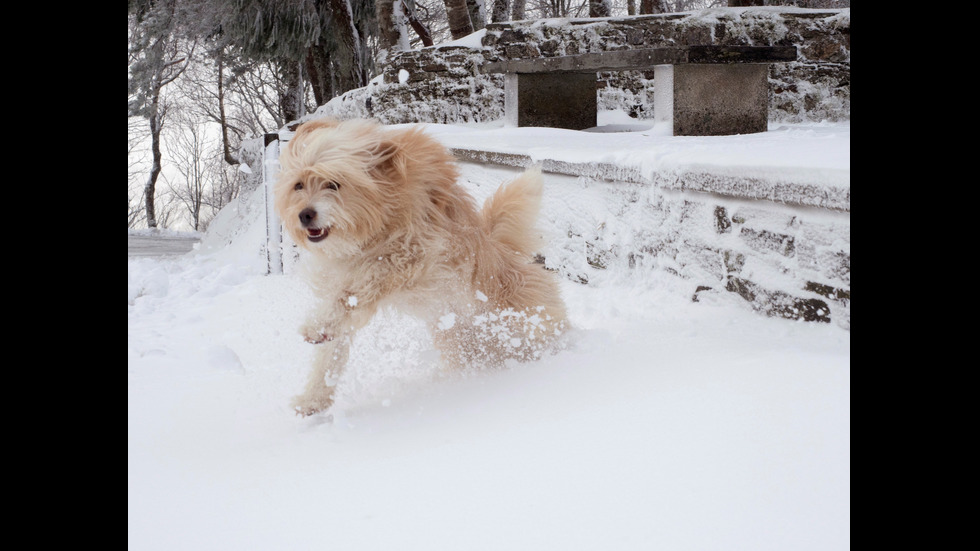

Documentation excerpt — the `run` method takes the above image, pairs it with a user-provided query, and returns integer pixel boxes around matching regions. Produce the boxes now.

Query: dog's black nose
[299,208,316,227]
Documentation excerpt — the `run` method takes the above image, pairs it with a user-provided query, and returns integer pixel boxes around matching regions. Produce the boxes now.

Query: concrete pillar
[656,63,770,136]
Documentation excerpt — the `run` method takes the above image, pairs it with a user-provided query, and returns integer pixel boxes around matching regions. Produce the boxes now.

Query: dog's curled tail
[480,165,545,256]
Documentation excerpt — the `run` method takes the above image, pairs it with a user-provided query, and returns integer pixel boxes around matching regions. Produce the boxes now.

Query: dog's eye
[293,182,304,191]
[327,182,340,191]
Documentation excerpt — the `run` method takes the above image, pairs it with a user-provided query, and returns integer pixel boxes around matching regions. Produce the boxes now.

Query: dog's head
[274,119,408,257]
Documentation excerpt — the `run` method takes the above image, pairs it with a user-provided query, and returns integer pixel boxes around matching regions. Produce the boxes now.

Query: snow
[129,119,849,550]
[437,312,456,330]
[429,116,849,193]
[438,28,489,50]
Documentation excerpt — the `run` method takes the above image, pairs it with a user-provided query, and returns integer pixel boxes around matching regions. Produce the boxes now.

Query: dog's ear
[372,139,400,164]
[367,136,404,177]
[292,118,340,142]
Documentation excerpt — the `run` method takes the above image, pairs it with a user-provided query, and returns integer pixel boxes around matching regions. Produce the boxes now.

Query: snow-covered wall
[314,7,849,125]
[450,154,849,330]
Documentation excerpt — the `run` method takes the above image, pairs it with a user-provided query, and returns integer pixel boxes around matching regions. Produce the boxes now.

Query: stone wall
[451,153,850,329]
[313,7,849,125]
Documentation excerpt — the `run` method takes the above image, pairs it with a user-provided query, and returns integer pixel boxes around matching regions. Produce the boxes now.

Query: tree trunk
[466,0,486,30]
[377,0,407,54]
[216,54,239,166]
[728,1,765,6]
[145,105,162,229]
[511,0,525,21]
[491,0,509,22]
[640,0,669,13]
[306,42,333,106]
[444,0,474,40]
[278,60,304,123]
[402,1,434,47]
[326,0,366,93]
[590,0,611,18]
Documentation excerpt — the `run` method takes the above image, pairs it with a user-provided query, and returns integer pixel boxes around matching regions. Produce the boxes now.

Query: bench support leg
[655,63,770,136]
[504,72,597,130]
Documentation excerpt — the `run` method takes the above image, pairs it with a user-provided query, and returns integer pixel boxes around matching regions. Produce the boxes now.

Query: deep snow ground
[128,248,849,550]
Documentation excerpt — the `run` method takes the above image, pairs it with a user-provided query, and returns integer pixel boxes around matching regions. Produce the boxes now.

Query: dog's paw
[291,392,335,417]
[300,323,335,344]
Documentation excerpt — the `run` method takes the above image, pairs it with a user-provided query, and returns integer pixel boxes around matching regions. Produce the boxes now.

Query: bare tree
[129,117,150,229]
[403,1,436,46]
[129,0,194,229]
[378,0,435,54]
[163,113,211,230]
[201,155,243,229]
[227,61,299,132]
[151,183,180,230]
[175,49,246,166]
[161,100,244,232]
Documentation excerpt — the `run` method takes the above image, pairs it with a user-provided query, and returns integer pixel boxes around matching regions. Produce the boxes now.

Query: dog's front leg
[291,337,350,416]
[293,296,377,416]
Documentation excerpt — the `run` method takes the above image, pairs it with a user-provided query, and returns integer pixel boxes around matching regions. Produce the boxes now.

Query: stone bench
[481,45,797,135]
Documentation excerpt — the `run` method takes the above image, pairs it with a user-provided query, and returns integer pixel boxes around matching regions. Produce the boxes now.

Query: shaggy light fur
[275,118,567,416]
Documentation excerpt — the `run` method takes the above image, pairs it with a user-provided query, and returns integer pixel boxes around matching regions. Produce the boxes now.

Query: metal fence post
[263,133,282,275]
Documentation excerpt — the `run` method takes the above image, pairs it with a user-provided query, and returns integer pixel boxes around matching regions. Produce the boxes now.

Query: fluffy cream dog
[274,118,567,416]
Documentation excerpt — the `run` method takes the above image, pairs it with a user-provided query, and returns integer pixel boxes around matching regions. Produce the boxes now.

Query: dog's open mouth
[307,227,329,242]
